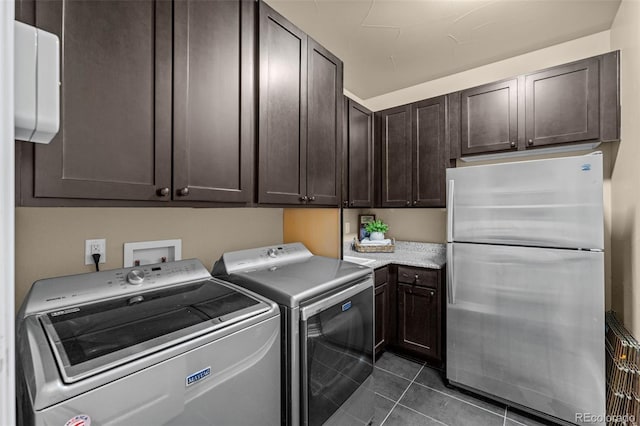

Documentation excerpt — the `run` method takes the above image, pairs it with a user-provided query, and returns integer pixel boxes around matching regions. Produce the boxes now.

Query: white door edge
[0,2,16,425]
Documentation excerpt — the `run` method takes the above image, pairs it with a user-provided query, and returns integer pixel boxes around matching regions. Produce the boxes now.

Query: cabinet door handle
[300,195,308,202]
[156,187,169,197]
[528,139,534,146]
[413,200,417,206]
[405,200,411,206]
[177,187,189,197]
[510,141,516,148]
[430,291,435,296]
[343,201,349,207]
[309,196,316,202]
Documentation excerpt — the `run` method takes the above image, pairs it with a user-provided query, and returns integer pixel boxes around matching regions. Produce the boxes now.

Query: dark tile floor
[373,352,559,426]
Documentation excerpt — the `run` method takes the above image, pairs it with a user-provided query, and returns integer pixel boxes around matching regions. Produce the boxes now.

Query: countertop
[342,240,446,270]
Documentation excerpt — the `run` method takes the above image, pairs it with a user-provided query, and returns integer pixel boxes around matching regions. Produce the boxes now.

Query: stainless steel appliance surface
[446,153,605,426]
[16,259,281,426]
[213,242,375,426]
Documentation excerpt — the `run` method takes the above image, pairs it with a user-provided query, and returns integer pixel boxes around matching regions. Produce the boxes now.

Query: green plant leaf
[365,219,389,233]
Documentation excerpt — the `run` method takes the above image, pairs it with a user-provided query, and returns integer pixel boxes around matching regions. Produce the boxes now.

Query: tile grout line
[412,380,505,418]
[380,364,426,426]
[394,401,449,426]
[375,391,396,404]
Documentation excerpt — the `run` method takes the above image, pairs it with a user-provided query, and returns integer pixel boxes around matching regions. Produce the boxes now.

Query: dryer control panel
[213,242,313,275]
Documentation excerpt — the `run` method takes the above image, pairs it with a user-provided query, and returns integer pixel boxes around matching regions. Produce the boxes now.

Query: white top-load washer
[16,259,281,426]
[213,242,375,426]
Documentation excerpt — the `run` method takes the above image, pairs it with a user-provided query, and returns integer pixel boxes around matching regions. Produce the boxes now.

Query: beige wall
[359,30,611,112]
[611,0,640,335]
[15,207,283,310]
[283,208,341,258]
[351,209,447,244]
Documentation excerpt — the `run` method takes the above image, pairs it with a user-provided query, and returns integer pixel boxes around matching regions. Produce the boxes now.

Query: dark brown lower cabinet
[374,266,390,356]
[375,282,389,356]
[374,264,443,363]
[397,284,440,360]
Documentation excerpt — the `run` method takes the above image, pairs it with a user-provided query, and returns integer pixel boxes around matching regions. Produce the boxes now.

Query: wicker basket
[353,237,395,253]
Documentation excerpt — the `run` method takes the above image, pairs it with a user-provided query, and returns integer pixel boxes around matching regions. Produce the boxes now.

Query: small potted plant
[365,219,389,241]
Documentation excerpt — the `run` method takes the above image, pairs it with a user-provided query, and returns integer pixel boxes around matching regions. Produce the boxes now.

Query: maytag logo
[341,301,352,312]
[186,367,211,387]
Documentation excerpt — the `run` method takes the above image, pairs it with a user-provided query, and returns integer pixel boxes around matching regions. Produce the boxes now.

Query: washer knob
[267,248,278,258]
[127,269,145,285]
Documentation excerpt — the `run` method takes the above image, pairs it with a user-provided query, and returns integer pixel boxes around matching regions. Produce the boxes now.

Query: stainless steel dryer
[213,243,374,426]
[16,259,281,426]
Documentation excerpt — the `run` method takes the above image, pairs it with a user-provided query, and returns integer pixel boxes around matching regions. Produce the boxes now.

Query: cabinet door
[397,284,440,360]
[33,0,172,200]
[375,282,389,356]
[412,96,447,207]
[306,38,342,206]
[173,0,254,203]
[258,3,307,204]
[460,79,518,156]
[378,105,412,207]
[525,58,599,148]
[346,99,373,208]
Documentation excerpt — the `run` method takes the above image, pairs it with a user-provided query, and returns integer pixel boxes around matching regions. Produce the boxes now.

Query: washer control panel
[126,269,145,285]
[21,259,213,317]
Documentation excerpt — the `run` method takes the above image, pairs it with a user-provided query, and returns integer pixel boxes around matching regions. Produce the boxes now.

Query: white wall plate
[123,239,182,267]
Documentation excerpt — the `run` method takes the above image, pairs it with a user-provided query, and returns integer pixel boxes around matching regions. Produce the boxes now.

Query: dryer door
[300,277,374,426]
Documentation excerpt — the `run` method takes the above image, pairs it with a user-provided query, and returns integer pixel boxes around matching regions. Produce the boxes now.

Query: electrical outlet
[344,222,350,234]
[85,239,106,265]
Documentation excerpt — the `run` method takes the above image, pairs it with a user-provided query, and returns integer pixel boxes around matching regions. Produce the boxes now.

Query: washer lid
[222,255,372,307]
[40,278,271,383]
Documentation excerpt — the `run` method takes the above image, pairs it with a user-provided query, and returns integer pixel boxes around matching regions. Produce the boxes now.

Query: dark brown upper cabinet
[412,96,447,207]
[344,98,373,208]
[378,105,412,207]
[17,0,259,206]
[450,51,619,159]
[258,3,343,206]
[305,38,343,206]
[459,79,518,156]
[29,0,173,201]
[173,0,254,203]
[524,57,599,148]
[376,97,448,208]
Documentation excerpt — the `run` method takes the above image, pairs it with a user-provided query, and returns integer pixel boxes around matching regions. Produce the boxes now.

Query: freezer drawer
[446,243,605,425]
[446,154,604,249]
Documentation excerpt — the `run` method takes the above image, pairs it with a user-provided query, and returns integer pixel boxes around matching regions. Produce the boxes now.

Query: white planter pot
[370,232,384,241]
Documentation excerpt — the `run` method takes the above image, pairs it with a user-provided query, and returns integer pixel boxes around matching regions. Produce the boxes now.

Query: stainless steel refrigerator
[446,153,605,426]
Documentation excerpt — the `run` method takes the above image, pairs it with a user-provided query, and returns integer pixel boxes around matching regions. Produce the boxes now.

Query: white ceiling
[265,0,622,99]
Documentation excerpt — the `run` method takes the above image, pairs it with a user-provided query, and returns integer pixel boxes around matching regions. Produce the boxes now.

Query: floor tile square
[372,367,412,401]
[382,404,442,426]
[373,393,395,426]
[506,407,559,426]
[415,368,506,415]
[399,383,504,426]
[375,351,424,380]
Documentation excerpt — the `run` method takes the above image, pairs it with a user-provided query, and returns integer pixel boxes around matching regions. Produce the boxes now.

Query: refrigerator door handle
[447,180,454,242]
[447,244,455,304]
